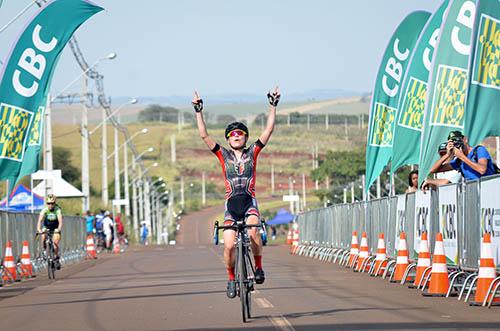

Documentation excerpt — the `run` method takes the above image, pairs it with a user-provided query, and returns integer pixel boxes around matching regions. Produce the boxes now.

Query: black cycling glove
[192,99,204,113]
[267,91,280,107]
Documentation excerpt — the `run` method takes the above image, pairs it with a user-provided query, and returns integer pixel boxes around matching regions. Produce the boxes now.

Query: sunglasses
[47,202,55,205]
[227,129,247,138]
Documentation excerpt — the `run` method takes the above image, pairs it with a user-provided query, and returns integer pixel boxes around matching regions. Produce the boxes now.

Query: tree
[53,146,80,186]
[216,114,237,124]
[138,104,183,123]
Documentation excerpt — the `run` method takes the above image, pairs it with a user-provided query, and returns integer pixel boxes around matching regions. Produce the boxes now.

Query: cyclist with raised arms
[37,194,63,269]
[193,87,280,298]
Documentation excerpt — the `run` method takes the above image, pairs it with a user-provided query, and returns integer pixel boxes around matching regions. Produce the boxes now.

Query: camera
[452,138,464,149]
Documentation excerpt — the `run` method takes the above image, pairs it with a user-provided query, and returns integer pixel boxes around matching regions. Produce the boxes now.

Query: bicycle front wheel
[238,240,247,323]
[47,245,55,279]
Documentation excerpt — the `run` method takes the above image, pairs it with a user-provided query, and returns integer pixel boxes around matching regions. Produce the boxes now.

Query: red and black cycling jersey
[211,139,265,200]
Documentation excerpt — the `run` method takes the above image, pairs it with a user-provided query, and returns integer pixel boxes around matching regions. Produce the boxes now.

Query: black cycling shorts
[224,194,260,227]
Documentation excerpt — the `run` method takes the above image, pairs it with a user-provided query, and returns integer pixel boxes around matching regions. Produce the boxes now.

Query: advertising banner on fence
[480,176,500,267]
[414,190,432,259]
[438,184,459,264]
[464,0,500,146]
[365,11,431,191]
[418,0,477,185]
[391,0,450,172]
[0,0,103,187]
[395,194,407,256]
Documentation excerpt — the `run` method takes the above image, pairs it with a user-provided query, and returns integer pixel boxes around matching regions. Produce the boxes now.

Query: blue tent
[267,208,295,225]
[0,184,44,211]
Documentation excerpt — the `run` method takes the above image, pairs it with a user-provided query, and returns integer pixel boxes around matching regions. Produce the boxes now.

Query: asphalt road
[1,205,500,330]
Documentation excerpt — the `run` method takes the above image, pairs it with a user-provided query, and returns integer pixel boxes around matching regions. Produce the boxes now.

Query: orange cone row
[348,231,359,267]
[356,232,369,272]
[20,241,33,278]
[410,231,430,288]
[391,232,409,283]
[471,233,500,306]
[2,241,17,282]
[86,235,97,259]
[372,233,387,276]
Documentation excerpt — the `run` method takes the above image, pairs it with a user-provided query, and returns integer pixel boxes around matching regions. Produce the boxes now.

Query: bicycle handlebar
[214,220,265,231]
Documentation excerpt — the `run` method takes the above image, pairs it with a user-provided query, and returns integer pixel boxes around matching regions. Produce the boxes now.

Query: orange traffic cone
[391,232,409,283]
[112,239,120,254]
[348,231,359,268]
[470,233,500,306]
[372,233,387,276]
[20,241,33,278]
[423,233,449,297]
[86,235,97,259]
[410,231,430,289]
[2,241,17,282]
[291,223,299,252]
[356,232,369,272]
[286,229,292,245]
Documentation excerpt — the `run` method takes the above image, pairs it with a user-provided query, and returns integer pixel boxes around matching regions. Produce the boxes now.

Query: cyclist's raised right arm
[193,91,217,150]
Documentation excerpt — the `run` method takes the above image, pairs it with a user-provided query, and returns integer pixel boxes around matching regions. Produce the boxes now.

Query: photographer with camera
[428,130,497,181]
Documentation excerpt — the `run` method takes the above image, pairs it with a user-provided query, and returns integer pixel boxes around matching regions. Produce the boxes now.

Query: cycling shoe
[226,280,237,299]
[255,268,265,284]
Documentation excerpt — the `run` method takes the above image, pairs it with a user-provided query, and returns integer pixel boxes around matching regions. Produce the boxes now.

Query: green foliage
[216,114,237,124]
[53,146,80,187]
[139,104,192,123]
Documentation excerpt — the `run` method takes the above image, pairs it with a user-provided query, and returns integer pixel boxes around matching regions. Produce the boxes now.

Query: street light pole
[114,125,121,213]
[81,76,90,212]
[123,138,130,217]
[102,104,108,205]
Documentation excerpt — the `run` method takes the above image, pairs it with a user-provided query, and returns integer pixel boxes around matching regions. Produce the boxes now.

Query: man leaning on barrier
[427,131,497,184]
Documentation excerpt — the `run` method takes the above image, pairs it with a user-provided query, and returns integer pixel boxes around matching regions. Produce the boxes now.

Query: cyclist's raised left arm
[259,87,280,145]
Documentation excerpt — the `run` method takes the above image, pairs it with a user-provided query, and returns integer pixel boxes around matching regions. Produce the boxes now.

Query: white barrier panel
[414,191,431,260]
[480,176,500,267]
[395,195,406,257]
[438,184,459,265]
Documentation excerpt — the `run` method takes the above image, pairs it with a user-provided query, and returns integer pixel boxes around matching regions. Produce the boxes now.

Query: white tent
[32,170,84,198]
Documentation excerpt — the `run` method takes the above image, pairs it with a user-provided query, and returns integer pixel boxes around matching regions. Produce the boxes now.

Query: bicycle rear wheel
[47,242,55,280]
[245,255,252,318]
[238,240,247,323]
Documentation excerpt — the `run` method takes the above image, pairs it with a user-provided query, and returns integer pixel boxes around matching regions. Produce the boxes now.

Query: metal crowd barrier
[297,174,500,271]
[0,211,87,272]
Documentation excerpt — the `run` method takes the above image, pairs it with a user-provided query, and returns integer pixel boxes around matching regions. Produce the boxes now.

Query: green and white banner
[0,0,103,187]
[391,1,450,172]
[365,11,431,191]
[464,0,500,145]
[418,0,477,184]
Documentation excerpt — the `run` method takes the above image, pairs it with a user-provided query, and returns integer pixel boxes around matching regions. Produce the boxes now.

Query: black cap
[448,130,464,141]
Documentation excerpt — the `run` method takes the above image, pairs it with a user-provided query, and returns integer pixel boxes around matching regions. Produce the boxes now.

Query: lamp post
[110,99,139,214]
[130,147,153,240]
[143,162,158,236]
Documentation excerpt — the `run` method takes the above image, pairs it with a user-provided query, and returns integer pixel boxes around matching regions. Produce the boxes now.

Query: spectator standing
[405,170,418,193]
[141,222,149,245]
[85,210,95,236]
[102,211,114,250]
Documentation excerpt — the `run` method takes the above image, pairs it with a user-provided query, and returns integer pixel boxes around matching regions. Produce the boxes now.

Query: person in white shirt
[102,211,114,250]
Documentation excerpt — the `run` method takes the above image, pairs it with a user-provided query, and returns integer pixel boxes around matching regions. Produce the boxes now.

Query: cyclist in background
[37,194,63,269]
[193,87,280,298]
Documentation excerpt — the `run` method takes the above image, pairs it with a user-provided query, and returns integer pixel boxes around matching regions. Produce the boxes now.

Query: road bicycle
[36,230,59,279]
[213,219,265,323]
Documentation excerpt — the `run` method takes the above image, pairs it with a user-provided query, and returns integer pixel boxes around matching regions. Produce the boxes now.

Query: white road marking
[255,297,274,308]
[269,315,295,331]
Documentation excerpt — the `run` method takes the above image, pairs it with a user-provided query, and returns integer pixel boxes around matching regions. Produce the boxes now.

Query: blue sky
[0,0,442,98]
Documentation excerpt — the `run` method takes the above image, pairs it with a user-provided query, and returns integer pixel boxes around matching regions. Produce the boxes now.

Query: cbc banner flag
[0,0,103,186]
[465,0,500,146]
[365,11,431,191]
[418,0,477,185]
[391,0,450,173]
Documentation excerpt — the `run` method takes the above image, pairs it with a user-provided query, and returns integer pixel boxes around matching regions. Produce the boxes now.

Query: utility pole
[171,135,176,163]
[325,114,329,130]
[287,113,290,127]
[362,174,367,201]
[132,174,139,241]
[391,173,395,196]
[325,175,330,190]
[307,114,310,130]
[81,77,90,212]
[144,179,151,236]
[123,141,130,217]
[288,177,294,214]
[101,106,108,205]
[343,188,347,204]
[44,94,54,196]
[114,126,121,214]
